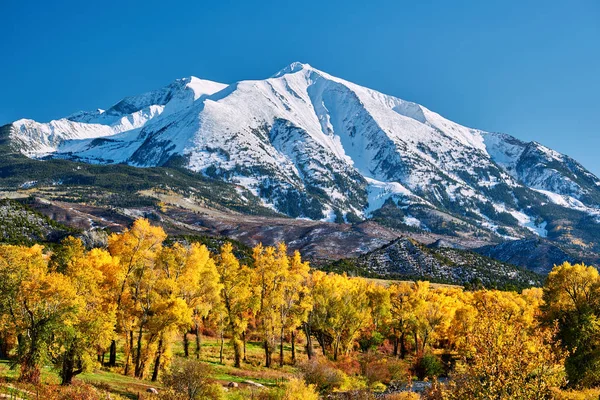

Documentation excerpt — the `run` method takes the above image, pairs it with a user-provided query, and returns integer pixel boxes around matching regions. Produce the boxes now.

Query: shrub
[371,382,387,393]
[387,358,411,383]
[334,354,361,376]
[161,359,224,400]
[32,382,129,400]
[283,378,319,400]
[384,393,421,400]
[360,351,391,386]
[411,354,444,380]
[551,387,600,400]
[300,358,348,393]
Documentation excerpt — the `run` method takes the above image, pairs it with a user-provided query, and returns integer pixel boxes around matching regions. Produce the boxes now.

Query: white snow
[533,189,600,217]
[403,216,421,227]
[8,61,600,237]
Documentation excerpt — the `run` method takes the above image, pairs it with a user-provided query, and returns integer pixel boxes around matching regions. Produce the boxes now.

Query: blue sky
[1,0,599,173]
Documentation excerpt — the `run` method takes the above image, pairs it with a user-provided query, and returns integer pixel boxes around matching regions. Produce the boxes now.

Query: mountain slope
[4,62,600,257]
[474,238,594,275]
[323,237,542,288]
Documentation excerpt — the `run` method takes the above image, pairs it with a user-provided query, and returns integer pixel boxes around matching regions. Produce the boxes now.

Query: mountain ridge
[4,62,600,260]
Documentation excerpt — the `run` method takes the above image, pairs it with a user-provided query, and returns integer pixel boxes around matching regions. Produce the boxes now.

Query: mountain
[475,238,588,275]
[3,62,600,263]
[323,237,542,289]
[0,199,77,244]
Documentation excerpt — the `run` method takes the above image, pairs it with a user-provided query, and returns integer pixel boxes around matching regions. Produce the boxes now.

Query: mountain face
[325,237,542,288]
[475,238,584,275]
[5,62,600,257]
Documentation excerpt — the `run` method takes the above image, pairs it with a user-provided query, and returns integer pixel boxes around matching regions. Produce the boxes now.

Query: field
[0,335,303,399]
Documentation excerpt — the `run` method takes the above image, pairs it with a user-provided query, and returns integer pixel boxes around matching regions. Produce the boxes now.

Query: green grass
[0,334,301,399]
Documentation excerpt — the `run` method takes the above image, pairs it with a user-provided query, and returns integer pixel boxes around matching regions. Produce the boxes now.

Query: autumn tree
[310,272,371,360]
[277,249,312,366]
[358,282,390,352]
[0,245,81,384]
[543,262,600,387]
[389,282,416,358]
[215,242,256,368]
[148,242,220,381]
[443,290,565,399]
[107,218,167,371]
[52,240,117,385]
[252,244,287,367]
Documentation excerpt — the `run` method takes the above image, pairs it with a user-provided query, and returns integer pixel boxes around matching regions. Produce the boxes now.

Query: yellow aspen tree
[311,273,371,360]
[445,290,565,399]
[148,242,220,381]
[53,240,117,385]
[360,282,391,352]
[543,262,600,387]
[107,218,167,371]
[0,245,81,384]
[253,243,287,368]
[216,242,256,368]
[278,249,312,366]
[389,282,417,358]
[174,242,221,359]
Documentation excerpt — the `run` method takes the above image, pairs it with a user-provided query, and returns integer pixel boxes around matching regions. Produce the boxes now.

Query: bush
[283,378,319,400]
[387,358,411,383]
[411,354,444,380]
[551,387,600,400]
[161,359,224,400]
[334,354,361,376]
[300,358,348,393]
[29,382,129,400]
[384,393,421,400]
[360,351,391,386]
[371,382,387,393]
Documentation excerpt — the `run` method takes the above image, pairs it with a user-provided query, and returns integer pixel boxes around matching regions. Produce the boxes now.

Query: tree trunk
[0,333,6,358]
[233,337,243,368]
[124,330,134,376]
[392,336,399,357]
[151,338,163,382]
[183,331,189,358]
[60,345,83,386]
[219,330,224,364]
[317,332,327,356]
[413,332,419,356]
[291,330,296,364]
[333,340,339,361]
[20,331,41,385]
[303,323,313,360]
[279,326,285,367]
[400,332,407,359]
[242,331,247,362]
[264,340,271,368]
[194,322,201,359]
[421,332,428,355]
[134,322,145,378]
[108,340,117,367]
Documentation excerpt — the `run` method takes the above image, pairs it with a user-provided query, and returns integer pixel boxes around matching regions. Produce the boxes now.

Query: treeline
[0,219,599,398]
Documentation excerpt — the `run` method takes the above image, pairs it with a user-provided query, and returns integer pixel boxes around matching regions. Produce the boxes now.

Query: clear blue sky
[1,0,599,173]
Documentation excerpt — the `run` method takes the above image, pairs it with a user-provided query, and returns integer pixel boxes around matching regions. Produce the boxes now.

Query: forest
[0,218,599,399]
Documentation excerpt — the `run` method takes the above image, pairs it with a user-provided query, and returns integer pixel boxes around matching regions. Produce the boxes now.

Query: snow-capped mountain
[5,62,600,246]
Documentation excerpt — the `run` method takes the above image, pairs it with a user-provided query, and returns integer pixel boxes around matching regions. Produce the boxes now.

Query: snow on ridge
[8,62,600,239]
[492,202,548,238]
[185,77,228,100]
[533,188,600,217]
[365,177,424,215]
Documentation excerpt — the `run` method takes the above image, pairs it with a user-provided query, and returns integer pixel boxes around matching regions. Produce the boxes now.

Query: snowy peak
[6,63,600,248]
[272,61,313,78]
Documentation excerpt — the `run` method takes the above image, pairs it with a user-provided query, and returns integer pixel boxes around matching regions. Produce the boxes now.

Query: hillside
[323,237,542,289]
